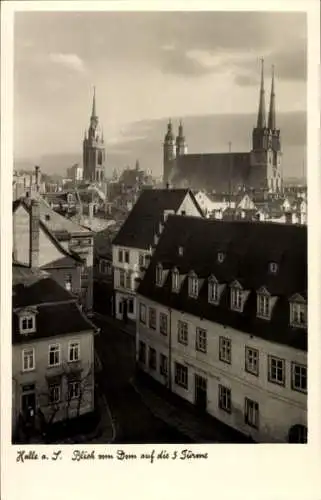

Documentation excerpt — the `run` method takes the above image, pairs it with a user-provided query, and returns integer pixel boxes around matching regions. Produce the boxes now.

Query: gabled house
[112,188,204,322]
[12,264,98,441]
[13,196,94,312]
[136,215,307,443]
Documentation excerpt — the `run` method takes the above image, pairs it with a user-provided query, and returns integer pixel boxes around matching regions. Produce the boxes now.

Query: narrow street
[94,317,192,444]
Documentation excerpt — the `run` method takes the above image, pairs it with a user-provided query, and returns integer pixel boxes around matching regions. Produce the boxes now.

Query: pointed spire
[268,65,276,130]
[91,86,97,118]
[84,129,87,140]
[257,58,266,129]
[178,119,183,137]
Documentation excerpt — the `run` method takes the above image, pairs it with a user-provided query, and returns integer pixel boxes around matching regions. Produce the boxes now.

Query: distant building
[83,88,106,183]
[13,166,45,200]
[136,215,307,443]
[67,164,84,184]
[12,264,97,440]
[164,61,283,195]
[112,188,204,323]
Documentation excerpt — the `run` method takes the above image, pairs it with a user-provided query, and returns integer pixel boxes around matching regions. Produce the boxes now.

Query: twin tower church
[83,60,283,194]
[163,59,283,194]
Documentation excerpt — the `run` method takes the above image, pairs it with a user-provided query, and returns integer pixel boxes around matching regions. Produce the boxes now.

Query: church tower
[249,60,282,194]
[176,120,188,157]
[163,119,176,186]
[83,87,106,183]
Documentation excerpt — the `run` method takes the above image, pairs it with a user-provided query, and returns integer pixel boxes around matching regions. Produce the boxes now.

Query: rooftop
[137,215,307,351]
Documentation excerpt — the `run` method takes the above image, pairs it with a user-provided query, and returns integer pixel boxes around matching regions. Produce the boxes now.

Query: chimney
[89,202,94,221]
[29,199,40,268]
[166,182,170,190]
[35,165,40,192]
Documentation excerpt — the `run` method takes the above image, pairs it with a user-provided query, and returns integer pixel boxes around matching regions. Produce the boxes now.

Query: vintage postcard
[1,1,320,499]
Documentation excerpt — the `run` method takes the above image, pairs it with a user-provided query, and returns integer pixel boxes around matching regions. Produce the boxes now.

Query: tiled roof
[13,197,90,237]
[172,153,251,192]
[137,215,307,351]
[12,267,96,342]
[13,274,74,308]
[12,301,95,343]
[112,188,203,250]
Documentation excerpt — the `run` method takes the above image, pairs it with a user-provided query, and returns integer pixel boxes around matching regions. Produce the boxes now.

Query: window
[68,341,80,362]
[160,313,168,335]
[68,381,80,400]
[138,341,146,364]
[175,362,188,389]
[269,262,278,274]
[118,250,123,263]
[160,354,168,376]
[49,384,61,404]
[178,320,188,345]
[245,347,259,376]
[208,280,219,304]
[217,252,225,263]
[149,308,156,330]
[156,264,163,286]
[257,294,271,319]
[140,303,146,324]
[65,274,72,292]
[244,398,259,428]
[139,253,145,267]
[178,246,184,256]
[119,270,125,288]
[219,337,231,364]
[124,250,130,264]
[188,274,199,298]
[268,355,285,386]
[100,260,112,275]
[218,385,231,413]
[149,347,156,370]
[172,269,179,292]
[22,348,35,372]
[292,363,307,393]
[48,344,60,367]
[125,272,131,290]
[128,299,134,315]
[98,151,103,165]
[290,302,307,328]
[196,328,207,353]
[231,288,243,311]
[20,315,35,334]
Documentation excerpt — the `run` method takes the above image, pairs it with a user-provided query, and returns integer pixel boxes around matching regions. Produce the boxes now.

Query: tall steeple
[91,86,97,118]
[257,58,266,129]
[176,119,187,157]
[268,65,276,130]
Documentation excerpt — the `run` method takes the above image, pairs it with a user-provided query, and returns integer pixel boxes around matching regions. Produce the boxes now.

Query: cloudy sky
[14,11,307,178]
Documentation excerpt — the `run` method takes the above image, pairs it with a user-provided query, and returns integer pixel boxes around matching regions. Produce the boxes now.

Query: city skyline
[14,11,307,178]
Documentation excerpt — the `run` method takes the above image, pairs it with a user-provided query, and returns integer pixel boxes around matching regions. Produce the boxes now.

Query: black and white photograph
[1,1,320,498]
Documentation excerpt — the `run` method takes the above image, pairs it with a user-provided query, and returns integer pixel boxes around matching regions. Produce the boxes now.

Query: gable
[177,192,204,217]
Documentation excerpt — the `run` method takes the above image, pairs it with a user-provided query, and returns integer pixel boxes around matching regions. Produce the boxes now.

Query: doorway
[195,374,207,412]
[21,391,36,421]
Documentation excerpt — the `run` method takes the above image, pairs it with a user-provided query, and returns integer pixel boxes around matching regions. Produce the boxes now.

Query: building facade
[136,215,307,443]
[112,188,204,322]
[12,265,97,439]
[163,61,283,195]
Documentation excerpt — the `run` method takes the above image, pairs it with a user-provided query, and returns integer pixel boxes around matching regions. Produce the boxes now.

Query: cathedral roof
[171,153,251,192]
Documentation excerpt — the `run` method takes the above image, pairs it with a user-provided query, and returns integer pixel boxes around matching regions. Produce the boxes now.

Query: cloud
[49,53,86,73]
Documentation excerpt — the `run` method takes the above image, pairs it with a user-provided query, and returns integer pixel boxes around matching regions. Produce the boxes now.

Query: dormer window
[230,280,247,312]
[257,294,271,319]
[208,277,219,304]
[188,272,199,298]
[156,264,163,287]
[269,262,278,274]
[19,314,36,334]
[290,297,307,328]
[172,269,180,292]
[217,252,225,264]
